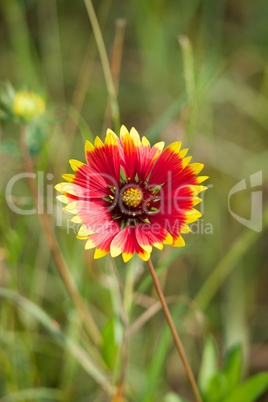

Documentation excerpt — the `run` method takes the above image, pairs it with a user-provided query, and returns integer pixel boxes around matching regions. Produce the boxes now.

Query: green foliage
[202,345,242,402]
[198,339,268,402]
[198,336,218,396]
[101,318,118,369]
[221,373,268,402]
[165,393,188,402]
[0,0,268,401]
[0,388,63,402]
[223,344,243,391]
[27,121,47,155]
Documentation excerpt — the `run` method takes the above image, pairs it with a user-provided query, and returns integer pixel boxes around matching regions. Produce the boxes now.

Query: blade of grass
[72,0,113,112]
[0,388,63,402]
[37,0,66,103]
[139,304,185,402]
[21,124,101,346]
[102,18,126,132]
[179,35,197,140]
[195,205,268,310]
[1,0,42,87]
[179,35,195,103]
[0,288,114,396]
[57,0,112,174]
[145,94,187,142]
[83,0,120,132]
[145,62,222,142]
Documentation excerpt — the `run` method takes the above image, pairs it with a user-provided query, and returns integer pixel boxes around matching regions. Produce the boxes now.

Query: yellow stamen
[122,187,143,208]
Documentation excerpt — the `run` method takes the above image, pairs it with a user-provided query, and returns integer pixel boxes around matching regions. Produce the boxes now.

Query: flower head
[12,91,45,122]
[56,126,208,262]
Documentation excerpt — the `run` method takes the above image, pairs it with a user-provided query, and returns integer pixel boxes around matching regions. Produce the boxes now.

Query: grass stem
[84,0,120,132]
[102,18,126,132]
[20,124,101,347]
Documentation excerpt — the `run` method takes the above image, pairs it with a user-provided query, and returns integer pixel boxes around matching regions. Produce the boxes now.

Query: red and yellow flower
[55,126,208,262]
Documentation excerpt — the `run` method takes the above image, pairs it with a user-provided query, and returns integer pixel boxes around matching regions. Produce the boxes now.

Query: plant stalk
[83,0,120,132]
[147,258,202,402]
[20,125,101,347]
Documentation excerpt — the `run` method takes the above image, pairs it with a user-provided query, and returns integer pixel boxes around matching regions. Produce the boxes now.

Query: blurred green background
[0,0,268,401]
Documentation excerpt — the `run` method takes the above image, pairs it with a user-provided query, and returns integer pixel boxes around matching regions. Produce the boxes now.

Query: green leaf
[203,343,243,402]
[164,392,188,402]
[120,166,127,181]
[222,373,268,402]
[222,343,243,391]
[205,371,228,402]
[101,318,118,369]
[0,388,63,401]
[198,336,218,396]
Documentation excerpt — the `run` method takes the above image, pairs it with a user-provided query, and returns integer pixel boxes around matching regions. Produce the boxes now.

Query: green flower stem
[84,0,120,132]
[147,258,203,402]
[109,259,129,400]
[20,125,101,347]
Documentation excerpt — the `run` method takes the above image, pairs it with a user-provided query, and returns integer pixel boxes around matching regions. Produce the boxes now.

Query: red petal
[85,221,120,255]
[110,226,150,261]
[119,133,137,179]
[75,200,112,233]
[149,144,184,186]
[136,142,164,181]
[149,214,186,242]
[85,140,120,183]
[135,223,172,252]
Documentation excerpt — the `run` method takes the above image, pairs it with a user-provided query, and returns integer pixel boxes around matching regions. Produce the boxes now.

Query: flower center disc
[122,187,143,208]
